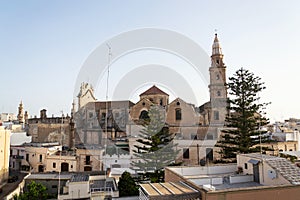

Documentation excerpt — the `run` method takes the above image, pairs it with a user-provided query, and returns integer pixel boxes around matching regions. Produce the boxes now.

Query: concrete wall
[203,185,300,200]
[190,177,223,185]
[229,175,253,184]
[167,165,236,177]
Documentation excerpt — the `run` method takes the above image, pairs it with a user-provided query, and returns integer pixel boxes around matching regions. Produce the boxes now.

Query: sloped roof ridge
[140,85,169,96]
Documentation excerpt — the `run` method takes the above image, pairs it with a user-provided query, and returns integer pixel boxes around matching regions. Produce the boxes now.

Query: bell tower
[209,34,228,125]
[17,100,24,124]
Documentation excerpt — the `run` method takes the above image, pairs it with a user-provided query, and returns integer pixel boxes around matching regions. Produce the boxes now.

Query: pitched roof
[140,85,169,96]
[266,157,300,185]
[241,153,300,185]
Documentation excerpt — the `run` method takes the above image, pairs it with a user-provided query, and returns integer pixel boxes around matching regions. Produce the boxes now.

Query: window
[191,134,197,140]
[52,185,57,189]
[214,111,219,120]
[206,148,213,161]
[101,112,106,120]
[285,145,287,151]
[39,154,42,162]
[216,74,220,80]
[294,144,297,151]
[89,112,93,118]
[175,133,182,139]
[217,91,221,96]
[216,59,219,64]
[160,98,163,106]
[244,163,248,170]
[175,109,182,120]
[183,148,189,159]
[207,133,214,140]
[139,110,149,120]
[53,162,56,168]
[26,154,29,162]
[86,155,91,165]
[176,101,180,106]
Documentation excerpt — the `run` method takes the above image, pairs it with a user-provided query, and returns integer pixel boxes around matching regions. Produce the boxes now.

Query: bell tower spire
[211,33,224,67]
[208,33,228,125]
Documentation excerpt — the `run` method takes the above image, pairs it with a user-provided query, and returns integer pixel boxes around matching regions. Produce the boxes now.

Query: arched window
[139,110,149,120]
[175,109,182,120]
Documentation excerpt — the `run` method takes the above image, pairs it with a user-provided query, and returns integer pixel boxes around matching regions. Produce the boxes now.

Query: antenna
[103,43,112,196]
[58,110,63,198]
[106,43,112,101]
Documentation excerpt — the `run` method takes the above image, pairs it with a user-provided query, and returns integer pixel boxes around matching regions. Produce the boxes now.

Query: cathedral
[75,34,228,164]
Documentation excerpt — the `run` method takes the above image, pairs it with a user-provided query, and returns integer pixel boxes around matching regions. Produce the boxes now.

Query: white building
[0,125,10,186]
[0,113,16,122]
[59,174,119,200]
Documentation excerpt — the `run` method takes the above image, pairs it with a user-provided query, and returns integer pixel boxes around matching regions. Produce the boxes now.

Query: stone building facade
[26,109,75,148]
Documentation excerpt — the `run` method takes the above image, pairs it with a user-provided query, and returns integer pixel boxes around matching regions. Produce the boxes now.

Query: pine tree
[118,171,139,197]
[217,68,271,162]
[132,105,179,182]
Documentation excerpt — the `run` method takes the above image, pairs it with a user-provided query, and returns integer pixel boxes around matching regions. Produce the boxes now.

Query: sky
[1,0,300,122]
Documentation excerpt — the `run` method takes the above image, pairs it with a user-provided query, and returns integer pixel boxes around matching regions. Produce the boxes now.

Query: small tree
[132,105,179,182]
[14,181,48,200]
[217,68,271,162]
[118,171,139,197]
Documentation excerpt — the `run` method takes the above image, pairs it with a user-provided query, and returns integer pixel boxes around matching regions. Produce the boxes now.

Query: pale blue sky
[1,0,300,122]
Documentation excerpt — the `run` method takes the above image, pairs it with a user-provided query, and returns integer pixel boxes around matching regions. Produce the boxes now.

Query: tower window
[175,109,182,120]
[207,133,214,140]
[216,59,219,64]
[216,74,220,80]
[160,98,163,106]
[214,111,219,120]
[183,148,189,159]
[217,91,221,96]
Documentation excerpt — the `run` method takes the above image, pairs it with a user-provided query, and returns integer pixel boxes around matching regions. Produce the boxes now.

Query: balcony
[12,155,24,160]
[85,160,92,165]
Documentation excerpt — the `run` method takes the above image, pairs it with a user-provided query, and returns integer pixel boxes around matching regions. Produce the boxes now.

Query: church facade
[75,34,228,165]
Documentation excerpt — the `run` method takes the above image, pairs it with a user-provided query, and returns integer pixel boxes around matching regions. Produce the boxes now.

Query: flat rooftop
[140,181,199,199]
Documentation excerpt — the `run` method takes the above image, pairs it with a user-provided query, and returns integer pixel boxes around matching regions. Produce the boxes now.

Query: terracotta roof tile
[140,85,169,96]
